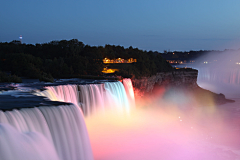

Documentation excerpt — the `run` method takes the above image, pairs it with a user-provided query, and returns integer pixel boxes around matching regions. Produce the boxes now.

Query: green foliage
[39,72,54,83]
[0,71,22,83]
[0,39,173,80]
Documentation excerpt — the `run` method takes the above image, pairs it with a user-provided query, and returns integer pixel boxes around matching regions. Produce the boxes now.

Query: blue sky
[1,0,240,51]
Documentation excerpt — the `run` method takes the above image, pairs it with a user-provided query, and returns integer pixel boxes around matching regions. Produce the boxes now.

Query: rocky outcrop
[132,69,198,97]
[132,69,234,106]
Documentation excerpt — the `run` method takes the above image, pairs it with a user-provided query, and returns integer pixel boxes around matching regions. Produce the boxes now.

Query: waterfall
[0,105,93,160]
[38,85,80,106]
[78,84,105,115]
[0,123,60,160]
[37,80,134,116]
[198,67,240,85]
[0,79,136,160]
[123,78,135,108]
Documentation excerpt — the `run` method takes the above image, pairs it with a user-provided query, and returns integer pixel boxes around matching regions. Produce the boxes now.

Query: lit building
[103,58,137,64]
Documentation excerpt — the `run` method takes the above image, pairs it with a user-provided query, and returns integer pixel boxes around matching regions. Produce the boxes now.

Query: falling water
[0,79,136,160]
[0,105,93,160]
[0,123,60,160]
[123,78,135,108]
[37,85,80,106]
[104,81,131,113]
[37,81,132,116]
[195,50,240,85]
[198,67,240,85]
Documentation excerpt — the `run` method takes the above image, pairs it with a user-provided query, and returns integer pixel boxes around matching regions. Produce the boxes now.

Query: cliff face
[132,69,198,97]
[131,69,234,106]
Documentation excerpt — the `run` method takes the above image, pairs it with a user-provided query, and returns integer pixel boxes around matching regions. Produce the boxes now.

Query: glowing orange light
[102,68,119,73]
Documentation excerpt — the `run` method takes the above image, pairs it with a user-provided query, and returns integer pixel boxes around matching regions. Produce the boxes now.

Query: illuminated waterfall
[37,85,80,106]
[0,105,93,160]
[78,84,106,115]
[104,81,131,113]
[0,79,135,160]
[198,68,240,85]
[0,123,60,160]
[37,80,133,115]
[123,78,135,108]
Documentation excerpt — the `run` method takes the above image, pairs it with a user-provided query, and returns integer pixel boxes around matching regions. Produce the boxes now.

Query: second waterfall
[36,79,135,116]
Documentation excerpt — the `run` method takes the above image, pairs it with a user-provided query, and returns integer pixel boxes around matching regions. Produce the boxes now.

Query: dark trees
[0,39,173,81]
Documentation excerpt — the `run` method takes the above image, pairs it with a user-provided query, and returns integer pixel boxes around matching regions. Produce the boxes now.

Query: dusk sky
[1,0,240,52]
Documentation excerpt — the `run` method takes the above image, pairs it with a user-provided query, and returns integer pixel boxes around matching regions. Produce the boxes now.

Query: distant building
[103,58,137,64]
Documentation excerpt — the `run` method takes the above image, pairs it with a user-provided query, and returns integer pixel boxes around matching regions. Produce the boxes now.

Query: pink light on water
[86,97,240,160]
[0,105,94,160]
[123,78,135,108]
[33,79,240,159]
[0,123,60,160]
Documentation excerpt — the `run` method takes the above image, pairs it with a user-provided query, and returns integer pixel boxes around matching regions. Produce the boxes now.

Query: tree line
[0,39,173,82]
